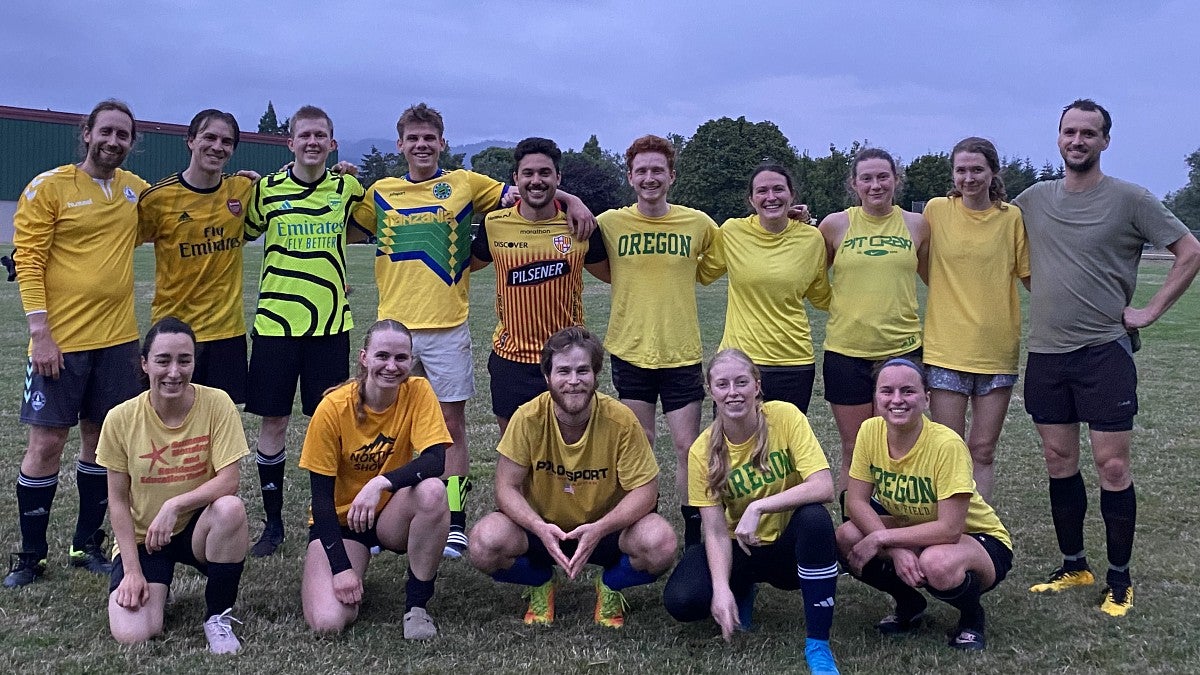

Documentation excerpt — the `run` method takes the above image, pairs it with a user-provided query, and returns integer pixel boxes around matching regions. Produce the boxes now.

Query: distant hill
[338,138,516,169]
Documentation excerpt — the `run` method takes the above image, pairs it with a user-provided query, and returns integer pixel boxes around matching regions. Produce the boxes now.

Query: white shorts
[410,322,474,402]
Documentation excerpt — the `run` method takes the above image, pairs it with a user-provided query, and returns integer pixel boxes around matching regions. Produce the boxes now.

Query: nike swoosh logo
[325,541,336,550]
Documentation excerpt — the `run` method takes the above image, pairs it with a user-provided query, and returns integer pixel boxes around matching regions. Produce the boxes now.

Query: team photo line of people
[5,96,1198,673]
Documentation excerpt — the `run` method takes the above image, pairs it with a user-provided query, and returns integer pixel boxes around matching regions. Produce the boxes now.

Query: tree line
[255,103,1199,228]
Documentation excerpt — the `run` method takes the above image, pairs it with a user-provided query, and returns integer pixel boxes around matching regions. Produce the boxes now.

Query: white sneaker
[203,608,243,654]
[403,607,437,640]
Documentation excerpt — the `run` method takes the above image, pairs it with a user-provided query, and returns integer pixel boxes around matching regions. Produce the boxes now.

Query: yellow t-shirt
[96,385,249,555]
[825,206,921,358]
[688,401,830,543]
[351,170,506,329]
[708,216,831,366]
[598,204,718,368]
[13,165,149,352]
[298,377,452,526]
[139,173,253,342]
[923,197,1030,374]
[472,205,606,363]
[499,391,659,531]
[849,416,1010,549]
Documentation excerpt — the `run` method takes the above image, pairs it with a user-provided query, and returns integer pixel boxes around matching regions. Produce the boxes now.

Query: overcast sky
[3,0,1197,197]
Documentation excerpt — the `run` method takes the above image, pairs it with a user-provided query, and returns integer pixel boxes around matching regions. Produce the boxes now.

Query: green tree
[901,152,952,210]
[470,146,515,183]
[999,156,1037,200]
[794,142,860,221]
[673,116,799,223]
[258,101,288,136]
[357,146,401,189]
[1037,161,1065,182]
[560,150,626,214]
[1165,148,1200,229]
[581,134,603,162]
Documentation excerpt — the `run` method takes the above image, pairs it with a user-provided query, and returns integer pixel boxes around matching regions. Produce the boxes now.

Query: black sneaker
[250,520,284,558]
[4,551,47,588]
[949,627,986,651]
[876,597,927,635]
[69,532,112,575]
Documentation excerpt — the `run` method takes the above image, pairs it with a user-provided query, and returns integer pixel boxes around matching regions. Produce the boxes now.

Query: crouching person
[100,318,250,654]
[469,327,676,628]
[299,320,451,638]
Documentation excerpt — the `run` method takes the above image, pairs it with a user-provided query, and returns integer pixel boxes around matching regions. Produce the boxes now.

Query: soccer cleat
[876,609,925,635]
[250,520,284,558]
[804,637,841,674]
[522,579,556,625]
[1029,567,1095,593]
[203,608,243,654]
[594,577,628,628]
[948,628,986,651]
[443,528,468,560]
[1099,585,1134,617]
[403,607,438,640]
[4,551,47,588]
[68,532,112,575]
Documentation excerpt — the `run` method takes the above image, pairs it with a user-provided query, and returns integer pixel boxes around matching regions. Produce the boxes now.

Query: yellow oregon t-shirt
[598,204,718,368]
[352,170,505,329]
[299,377,451,526]
[96,385,249,555]
[499,392,659,531]
[825,206,921,358]
[708,216,831,366]
[689,401,830,543]
[14,165,149,352]
[923,197,1030,374]
[849,416,1010,549]
[139,173,253,342]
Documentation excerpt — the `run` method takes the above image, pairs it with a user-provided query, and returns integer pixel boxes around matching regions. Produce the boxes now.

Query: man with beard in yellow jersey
[468,327,676,628]
[350,103,596,558]
[597,135,718,548]
[7,100,150,588]
[470,137,609,435]
[139,109,253,405]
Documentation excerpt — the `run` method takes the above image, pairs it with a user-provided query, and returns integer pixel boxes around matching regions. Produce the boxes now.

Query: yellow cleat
[1029,567,1095,593]
[522,579,556,625]
[1099,586,1134,617]
[594,578,628,628]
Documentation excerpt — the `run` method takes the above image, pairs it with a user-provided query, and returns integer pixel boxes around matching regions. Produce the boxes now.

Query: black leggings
[662,503,836,621]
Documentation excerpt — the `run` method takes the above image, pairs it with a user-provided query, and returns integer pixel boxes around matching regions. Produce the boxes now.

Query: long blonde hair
[705,349,771,498]
[323,319,412,424]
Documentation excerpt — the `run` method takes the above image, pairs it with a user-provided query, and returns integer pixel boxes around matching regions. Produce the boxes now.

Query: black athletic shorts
[246,332,350,417]
[488,351,547,420]
[759,365,817,414]
[1024,338,1137,432]
[969,532,1013,592]
[193,335,248,405]
[110,509,206,592]
[823,348,922,407]
[21,341,142,427]
[609,354,704,413]
[308,523,405,554]
[524,527,622,570]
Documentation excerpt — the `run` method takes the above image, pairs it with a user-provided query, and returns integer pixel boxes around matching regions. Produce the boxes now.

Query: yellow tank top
[825,206,921,358]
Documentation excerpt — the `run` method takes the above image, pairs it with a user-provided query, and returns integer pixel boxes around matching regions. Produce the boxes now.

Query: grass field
[0,244,1197,674]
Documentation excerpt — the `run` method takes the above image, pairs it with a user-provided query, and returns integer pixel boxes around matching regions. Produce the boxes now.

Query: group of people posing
[6,97,1198,674]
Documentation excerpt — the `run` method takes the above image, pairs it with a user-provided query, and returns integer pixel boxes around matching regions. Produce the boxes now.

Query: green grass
[0,245,1197,673]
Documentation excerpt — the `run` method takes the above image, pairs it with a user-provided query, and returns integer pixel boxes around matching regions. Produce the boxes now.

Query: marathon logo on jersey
[842,234,912,256]
[508,260,570,286]
[534,461,609,482]
[351,433,395,473]
[433,182,452,200]
[227,199,242,216]
[553,234,572,255]
[124,186,138,203]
